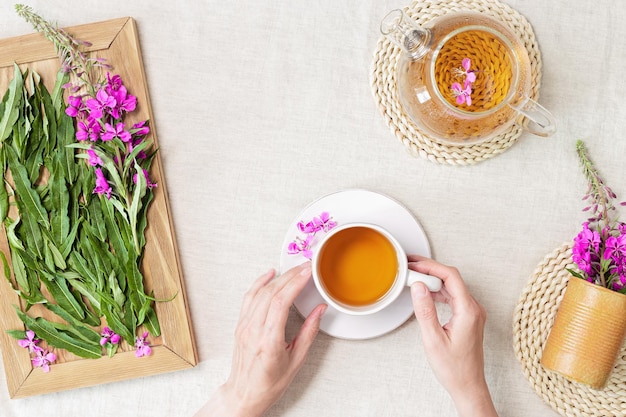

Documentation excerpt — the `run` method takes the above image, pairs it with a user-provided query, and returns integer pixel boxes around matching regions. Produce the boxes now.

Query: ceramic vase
[541,277,626,389]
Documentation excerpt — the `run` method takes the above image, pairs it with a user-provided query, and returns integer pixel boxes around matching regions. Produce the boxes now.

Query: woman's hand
[408,255,498,417]
[196,263,327,417]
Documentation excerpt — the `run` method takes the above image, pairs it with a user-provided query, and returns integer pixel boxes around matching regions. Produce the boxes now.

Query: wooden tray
[0,17,197,398]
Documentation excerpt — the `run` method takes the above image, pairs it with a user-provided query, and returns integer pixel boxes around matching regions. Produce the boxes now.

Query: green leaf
[0,185,9,225]
[39,271,85,320]
[6,329,27,339]
[0,64,23,142]
[125,257,146,313]
[51,71,69,119]
[44,303,100,344]
[87,196,107,241]
[101,303,134,343]
[68,252,99,289]
[100,197,128,262]
[108,270,125,308]
[37,77,57,151]
[15,308,101,359]
[122,139,152,176]
[129,161,147,254]
[110,198,129,223]
[43,234,67,270]
[0,251,11,283]
[566,268,584,279]
[10,250,28,293]
[78,231,105,289]
[14,246,38,271]
[105,342,119,358]
[136,190,154,251]
[49,158,70,246]
[5,216,25,252]
[144,307,161,337]
[57,114,76,183]
[19,210,45,260]
[59,216,82,260]
[6,145,49,229]
[0,155,9,222]
[63,275,101,314]
[123,299,137,338]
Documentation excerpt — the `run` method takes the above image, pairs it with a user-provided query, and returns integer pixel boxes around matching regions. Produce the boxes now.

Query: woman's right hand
[408,256,498,417]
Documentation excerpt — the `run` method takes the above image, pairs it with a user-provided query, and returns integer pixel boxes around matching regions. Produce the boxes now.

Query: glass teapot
[380,9,556,145]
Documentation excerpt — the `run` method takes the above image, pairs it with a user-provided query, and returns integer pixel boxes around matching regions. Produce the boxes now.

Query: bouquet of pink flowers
[569,140,626,292]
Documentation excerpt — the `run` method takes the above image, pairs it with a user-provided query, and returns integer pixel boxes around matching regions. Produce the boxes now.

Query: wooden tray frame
[0,17,197,398]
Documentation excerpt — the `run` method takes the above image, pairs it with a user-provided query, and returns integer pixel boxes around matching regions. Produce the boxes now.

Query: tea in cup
[312,223,442,315]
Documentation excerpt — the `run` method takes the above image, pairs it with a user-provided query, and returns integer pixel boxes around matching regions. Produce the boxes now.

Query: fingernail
[300,263,312,276]
[411,282,428,297]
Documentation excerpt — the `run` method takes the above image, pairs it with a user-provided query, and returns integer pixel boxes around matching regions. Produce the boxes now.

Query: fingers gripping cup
[312,223,442,315]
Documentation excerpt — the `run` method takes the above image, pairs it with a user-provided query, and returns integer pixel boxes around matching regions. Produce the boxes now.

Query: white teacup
[312,223,442,315]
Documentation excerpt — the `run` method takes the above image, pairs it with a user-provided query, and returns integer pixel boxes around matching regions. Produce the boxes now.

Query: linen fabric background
[0,1,623,416]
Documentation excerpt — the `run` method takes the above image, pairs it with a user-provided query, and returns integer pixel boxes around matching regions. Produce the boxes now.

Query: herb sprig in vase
[541,140,626,389]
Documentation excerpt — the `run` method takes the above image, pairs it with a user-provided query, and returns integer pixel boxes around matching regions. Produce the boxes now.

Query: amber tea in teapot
[435,29,513,112]
[381,10,556,145]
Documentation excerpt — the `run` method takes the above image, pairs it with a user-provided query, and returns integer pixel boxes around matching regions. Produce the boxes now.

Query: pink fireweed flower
[611,260,626,290]
[65,95,83,117]
[297,220,319,234]
[17,330,39,352]
[460,58,476,83]
[451,57,476,106]
[313,211,337,233]
[287,234,314,259]
[451,80,472,106]
[93,168,112,199]
[102,122,132,143]
[112,86,137,119]
[106,73,123,91]
[76,117,102,142]
[87,148,103,167]
[572,222,601,278]
[104,73,137,118]
[604,234,626,260]
[289,212,337,259]
[297,212,337,234]
[127,122,151,159]
[133,168,157,189]
[85,88,116,119]
[100,326,121,346]
[31,348,56,373]
[134,332,152,357]
[130,121,150,137]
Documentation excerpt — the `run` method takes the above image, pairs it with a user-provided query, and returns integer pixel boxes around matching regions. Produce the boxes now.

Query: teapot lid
[380,10,432,59]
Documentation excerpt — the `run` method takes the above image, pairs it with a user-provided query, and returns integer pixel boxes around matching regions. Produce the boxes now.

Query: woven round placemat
[513,244,626,417]
[370,0,543,165]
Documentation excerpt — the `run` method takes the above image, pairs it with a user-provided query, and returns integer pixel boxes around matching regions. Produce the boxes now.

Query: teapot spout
[380,9,431,60]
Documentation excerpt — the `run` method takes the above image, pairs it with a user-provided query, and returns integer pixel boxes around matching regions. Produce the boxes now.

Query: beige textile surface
[0,0,624,416]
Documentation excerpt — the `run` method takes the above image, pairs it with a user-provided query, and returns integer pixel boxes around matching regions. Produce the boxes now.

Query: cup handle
[508,94,557,137]
[407,270,442,292]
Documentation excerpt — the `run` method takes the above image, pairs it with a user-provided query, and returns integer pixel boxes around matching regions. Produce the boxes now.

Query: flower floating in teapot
[451,58,476,106]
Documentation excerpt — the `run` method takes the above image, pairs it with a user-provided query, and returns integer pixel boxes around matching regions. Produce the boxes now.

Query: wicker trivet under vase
[513,244,626,417]
[370,0,543,165]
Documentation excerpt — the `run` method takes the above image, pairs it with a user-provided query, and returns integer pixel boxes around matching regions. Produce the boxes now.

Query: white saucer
[279,189,431,340]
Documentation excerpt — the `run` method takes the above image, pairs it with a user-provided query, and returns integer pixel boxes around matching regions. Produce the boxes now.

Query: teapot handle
[508,94,557,137]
